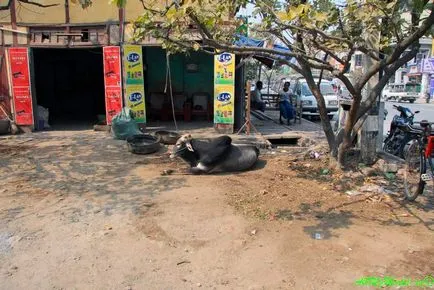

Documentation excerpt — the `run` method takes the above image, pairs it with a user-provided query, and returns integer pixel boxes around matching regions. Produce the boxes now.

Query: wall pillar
[421,72,430,96]
[10,0,18,46]
[234,56,245,132]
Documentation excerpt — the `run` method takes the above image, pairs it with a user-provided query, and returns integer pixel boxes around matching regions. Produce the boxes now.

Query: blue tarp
[273,43,293,62]
[233,34,265,48]
[233,34,294,66]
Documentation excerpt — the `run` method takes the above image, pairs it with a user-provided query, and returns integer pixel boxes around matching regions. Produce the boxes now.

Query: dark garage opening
[33,48,105,129]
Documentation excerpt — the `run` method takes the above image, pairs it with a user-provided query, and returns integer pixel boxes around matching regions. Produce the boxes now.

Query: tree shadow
[303,211,354,240]
[0,132,188,219]
[380,193,434,231]
[272,201,355,240]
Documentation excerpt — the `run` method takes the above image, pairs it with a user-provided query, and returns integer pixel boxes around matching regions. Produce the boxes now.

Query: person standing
[278,81,295,125]
[251,81,266,112]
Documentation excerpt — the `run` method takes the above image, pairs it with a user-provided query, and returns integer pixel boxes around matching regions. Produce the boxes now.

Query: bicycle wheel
[404,141,426,201]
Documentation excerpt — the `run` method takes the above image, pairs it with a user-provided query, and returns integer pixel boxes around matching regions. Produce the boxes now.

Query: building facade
[0,0,241,133]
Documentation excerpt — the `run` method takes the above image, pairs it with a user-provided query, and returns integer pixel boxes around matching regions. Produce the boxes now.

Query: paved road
[383,101,434,136]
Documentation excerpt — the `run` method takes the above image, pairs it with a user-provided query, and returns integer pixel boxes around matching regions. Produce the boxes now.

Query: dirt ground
[0,130,433,290]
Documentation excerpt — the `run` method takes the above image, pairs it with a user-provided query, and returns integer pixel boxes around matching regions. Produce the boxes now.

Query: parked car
[292,78,339,118]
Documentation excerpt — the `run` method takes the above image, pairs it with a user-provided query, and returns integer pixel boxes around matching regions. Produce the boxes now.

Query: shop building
[0,0,244,133]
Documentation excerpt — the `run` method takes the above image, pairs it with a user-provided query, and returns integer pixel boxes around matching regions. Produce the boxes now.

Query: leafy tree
[126,0,433,166]
[28,0,433,167]
[244,59,260,81]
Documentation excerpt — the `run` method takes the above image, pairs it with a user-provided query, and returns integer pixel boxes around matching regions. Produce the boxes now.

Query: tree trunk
[336,94,362,167]
[308,84,337,157]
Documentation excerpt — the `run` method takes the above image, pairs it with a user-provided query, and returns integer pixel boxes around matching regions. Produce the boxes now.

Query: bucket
[0,119,10,134]
[38,120,45,130]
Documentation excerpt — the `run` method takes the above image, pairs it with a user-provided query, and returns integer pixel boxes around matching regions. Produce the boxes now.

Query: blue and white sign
[217,53,232,63]
[127,52,140,63]
[217,92,232,102]
[129,92,142,102]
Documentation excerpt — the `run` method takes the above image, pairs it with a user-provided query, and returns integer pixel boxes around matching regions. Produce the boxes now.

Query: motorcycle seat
[406,123,434,135]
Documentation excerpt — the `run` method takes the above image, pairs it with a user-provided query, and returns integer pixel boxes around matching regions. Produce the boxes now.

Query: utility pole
[359,31,381,165]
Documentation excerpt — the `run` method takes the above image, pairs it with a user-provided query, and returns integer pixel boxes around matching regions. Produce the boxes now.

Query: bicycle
[403,120,434,201]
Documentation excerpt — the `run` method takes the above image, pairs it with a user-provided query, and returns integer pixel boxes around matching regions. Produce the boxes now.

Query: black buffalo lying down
[169,134,260,174]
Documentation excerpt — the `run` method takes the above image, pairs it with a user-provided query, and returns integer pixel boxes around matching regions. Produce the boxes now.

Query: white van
[293,78,339,118]
[382,83,419,103]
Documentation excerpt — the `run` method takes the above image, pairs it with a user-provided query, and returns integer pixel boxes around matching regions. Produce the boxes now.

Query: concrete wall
[2,0,166,25]
[15,0,64,24]
[69,0,118,24]
[144,47,213,98]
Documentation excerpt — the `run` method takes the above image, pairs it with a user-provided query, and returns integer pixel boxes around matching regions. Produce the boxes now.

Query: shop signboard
[103,46,123,125]
[123,45,146,123]
[213,85,235,124]
[432,39,434,57]
[104,87,123,122]
[214,53,235,124]
[8,47,34,125]
[430,78,434,97]
[422,58,434,74]
[214,52,235,85]
[125,85,146,122]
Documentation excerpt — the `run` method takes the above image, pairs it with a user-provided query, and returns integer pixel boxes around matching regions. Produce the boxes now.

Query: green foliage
[244,60,260,81]
[79,0,433,163]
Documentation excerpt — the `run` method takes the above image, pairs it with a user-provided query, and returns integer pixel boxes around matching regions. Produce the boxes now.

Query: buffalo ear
[186,142,194,152]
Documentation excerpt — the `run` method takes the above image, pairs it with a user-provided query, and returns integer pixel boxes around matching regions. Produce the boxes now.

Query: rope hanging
[164,51,178,132]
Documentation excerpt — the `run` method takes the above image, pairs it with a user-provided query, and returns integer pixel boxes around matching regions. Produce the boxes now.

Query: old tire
[154,130,180,145]
[127,134,160,155]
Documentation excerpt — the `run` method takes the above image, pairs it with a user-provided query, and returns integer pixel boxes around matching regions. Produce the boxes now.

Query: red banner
[105,87,123,123]
[12,87,33,125]
[8,48,33,125]
[103,46,122,124]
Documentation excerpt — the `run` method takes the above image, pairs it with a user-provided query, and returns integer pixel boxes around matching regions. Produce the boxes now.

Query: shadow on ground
[0,132,187,218]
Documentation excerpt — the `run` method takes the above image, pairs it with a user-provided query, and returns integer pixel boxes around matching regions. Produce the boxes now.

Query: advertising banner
[103,46,122,87]
[8,47,33,125]
[104,87,123,123]
[125,85,146,122]
[103,46,123,125]
[123,45,146,123]
[432,39,434,57]
[214,53,235,124]
[214,52,235,85]
[213,85,235,124]
[12,87,33,125]
[422,58,434,74]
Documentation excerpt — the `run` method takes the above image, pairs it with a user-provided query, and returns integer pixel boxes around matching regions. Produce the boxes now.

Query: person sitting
[278,81,296,125]
[251,81,266,112]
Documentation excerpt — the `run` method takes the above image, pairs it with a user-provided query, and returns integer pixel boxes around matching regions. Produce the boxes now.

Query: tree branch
[18,0,59,8]
[356,47,419,120]
[355,7,434,91]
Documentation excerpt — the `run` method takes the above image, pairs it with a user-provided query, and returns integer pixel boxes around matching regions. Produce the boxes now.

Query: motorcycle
[383,105,420,159]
